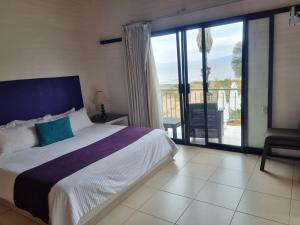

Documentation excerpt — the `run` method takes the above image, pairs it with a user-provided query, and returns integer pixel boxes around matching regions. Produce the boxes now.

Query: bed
[0,76,178,225]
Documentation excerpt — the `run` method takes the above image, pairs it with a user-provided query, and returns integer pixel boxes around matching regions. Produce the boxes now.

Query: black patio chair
[189,103,224,143]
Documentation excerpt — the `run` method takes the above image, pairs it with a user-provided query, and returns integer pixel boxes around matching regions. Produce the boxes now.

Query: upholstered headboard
[0,76,84,125]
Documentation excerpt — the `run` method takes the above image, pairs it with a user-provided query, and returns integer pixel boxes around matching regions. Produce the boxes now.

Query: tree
[231,41,242,78]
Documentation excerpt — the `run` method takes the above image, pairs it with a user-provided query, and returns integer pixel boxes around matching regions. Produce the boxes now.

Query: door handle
[204,83,209,93]
[187,84,190,94]
[179,84,184,94]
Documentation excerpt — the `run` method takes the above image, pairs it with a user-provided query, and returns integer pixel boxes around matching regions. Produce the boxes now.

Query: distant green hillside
[160,79,241,91]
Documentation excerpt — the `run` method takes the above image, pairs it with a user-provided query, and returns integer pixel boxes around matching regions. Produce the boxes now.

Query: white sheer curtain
[122,22,163,129]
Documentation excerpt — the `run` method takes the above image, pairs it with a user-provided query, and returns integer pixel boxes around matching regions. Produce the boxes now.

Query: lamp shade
[95,91,107,105]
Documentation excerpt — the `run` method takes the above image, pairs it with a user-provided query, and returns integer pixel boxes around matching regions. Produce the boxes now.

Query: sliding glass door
[205,22,243,146]
[152,20,244,148]
[152,33,184,141]
[185,29,205,145]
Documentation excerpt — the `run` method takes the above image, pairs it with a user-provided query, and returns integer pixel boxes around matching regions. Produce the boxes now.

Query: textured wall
[273,12,300,129]
[0,0,103,114]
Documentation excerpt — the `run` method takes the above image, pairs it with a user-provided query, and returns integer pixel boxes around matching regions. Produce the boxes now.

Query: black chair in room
[260,125,300,171]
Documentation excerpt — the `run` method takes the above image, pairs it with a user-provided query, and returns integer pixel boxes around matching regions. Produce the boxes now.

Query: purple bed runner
[14,127,152,223]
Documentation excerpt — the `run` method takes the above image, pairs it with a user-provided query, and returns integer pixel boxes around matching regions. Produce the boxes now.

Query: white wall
[91,0,300,115]
[0,0,104,114]
[273,12,300,129]
[248,18,269,148]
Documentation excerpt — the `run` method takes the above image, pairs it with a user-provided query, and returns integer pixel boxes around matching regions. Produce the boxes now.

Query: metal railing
[160,88,241,123]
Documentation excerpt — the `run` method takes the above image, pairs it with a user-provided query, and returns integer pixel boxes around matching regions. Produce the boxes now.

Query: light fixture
[289,6,300,26]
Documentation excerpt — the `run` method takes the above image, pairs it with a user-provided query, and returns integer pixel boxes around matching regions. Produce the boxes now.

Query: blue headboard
[0,76,84,125]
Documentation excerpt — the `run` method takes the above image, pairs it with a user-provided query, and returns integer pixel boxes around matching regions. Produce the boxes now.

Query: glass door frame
[180,20,246,150]
[152,12,275,152]
[152,20,246,150]
[175,31,186,143]
[151,31,186,142]
[203,21,245,149]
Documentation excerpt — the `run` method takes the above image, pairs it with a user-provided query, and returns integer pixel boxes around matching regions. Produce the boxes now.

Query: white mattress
[0,124,178,225]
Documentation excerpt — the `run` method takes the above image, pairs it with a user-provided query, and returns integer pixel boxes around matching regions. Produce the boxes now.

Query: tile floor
[0,145,300,225]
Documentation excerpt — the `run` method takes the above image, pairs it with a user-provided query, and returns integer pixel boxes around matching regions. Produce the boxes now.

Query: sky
[152,22,243,84]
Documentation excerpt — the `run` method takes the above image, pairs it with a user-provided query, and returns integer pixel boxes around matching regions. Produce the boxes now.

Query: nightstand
[91,113,129,126]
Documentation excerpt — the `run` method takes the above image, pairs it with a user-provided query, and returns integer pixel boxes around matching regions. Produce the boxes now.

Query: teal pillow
[35,116,74,147]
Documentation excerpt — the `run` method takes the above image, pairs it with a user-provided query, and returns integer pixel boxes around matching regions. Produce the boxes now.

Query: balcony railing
[160,88,241,124]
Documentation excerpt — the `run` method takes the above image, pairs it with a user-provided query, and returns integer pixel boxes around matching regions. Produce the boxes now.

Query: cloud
[152,22,243,82]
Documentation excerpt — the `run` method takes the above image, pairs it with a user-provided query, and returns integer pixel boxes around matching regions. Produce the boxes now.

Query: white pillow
[0,121,16,129]
[69,108,93,133]
[51,108,75,120]
[14,115,51,126]
[0,126,38,157]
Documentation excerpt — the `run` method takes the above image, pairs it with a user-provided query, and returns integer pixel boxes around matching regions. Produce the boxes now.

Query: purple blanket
[14,127,152,223]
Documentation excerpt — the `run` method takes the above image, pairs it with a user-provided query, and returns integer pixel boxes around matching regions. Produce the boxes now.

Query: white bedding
[0,124,178,225]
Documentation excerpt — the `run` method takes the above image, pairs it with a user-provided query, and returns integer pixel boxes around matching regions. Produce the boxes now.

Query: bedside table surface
[92,113,128,123]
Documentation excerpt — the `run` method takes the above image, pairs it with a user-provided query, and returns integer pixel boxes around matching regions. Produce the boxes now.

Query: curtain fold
[122,22,163,129]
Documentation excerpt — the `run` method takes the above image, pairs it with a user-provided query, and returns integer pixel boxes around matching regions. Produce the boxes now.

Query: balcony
[161,87,241,146]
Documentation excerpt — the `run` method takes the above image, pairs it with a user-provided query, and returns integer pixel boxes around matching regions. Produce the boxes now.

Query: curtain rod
[100,37,122,45]
[99,4,298,45]
[99,0,243,45]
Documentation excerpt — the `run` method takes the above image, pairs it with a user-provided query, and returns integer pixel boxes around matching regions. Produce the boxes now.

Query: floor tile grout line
[192,198,238,211]
[229,157,257,225]
[143,183,241,213]
[121,187,158,211]
[126,183,196,224]
[121,201,176,224]
[156,189,195,200]
[230,184,247,225]
[173,172,238,225]
[244,186,293,200]
[121,206,137,225]
[229,211,239,225]
[135,207,182,224]
[173,197,194,225]
[208,177,249,189]
[170,164,217,225]
[141,176,207,224]
[235,210,289,225]
[238,155,287,225]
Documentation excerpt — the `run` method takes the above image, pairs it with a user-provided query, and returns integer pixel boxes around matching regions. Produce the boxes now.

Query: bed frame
[0,76,83,126]
[0,76,174,225]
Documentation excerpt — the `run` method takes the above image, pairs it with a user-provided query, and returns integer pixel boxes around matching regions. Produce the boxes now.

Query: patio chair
[189,103,224,143]
[260,125,300,171]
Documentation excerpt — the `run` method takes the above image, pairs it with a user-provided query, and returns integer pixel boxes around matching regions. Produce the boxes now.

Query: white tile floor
[1,145,300,225]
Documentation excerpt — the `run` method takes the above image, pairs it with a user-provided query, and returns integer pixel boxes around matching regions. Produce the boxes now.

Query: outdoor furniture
[260,126,300,171]
[189,103,224,143]
[163,117,181,139]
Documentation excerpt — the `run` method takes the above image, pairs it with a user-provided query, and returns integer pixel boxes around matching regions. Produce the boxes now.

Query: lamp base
[100,104,107,119]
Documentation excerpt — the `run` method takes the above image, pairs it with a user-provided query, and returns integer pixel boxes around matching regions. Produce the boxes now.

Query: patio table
[163,117,181,139]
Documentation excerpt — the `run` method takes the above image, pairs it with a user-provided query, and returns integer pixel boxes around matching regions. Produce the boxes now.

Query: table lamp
[95,90,107,118]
